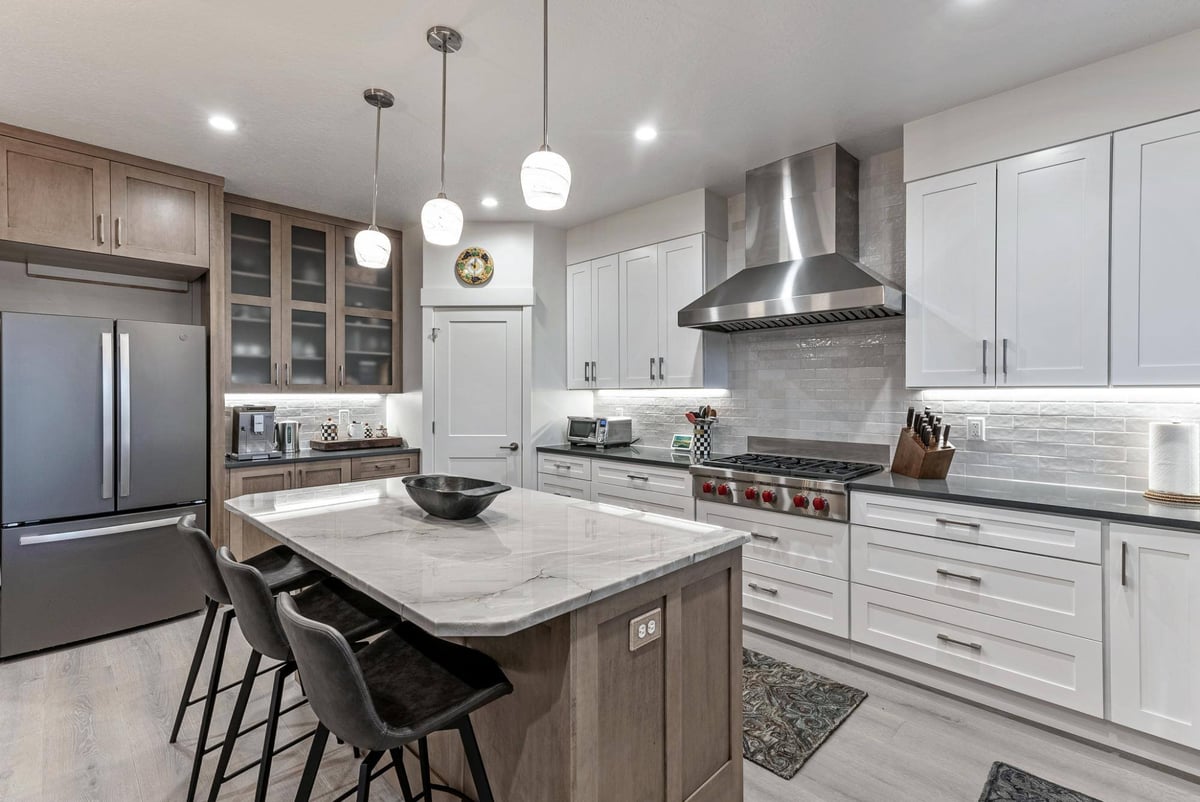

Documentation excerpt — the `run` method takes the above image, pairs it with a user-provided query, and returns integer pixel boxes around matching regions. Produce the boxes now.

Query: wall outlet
[967,416,986,441]
[628,608,662,651]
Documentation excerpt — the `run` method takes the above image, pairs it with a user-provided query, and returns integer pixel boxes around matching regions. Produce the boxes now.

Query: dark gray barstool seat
[172,515,325,802]
[209,547,397,802]
[279,593,513,802]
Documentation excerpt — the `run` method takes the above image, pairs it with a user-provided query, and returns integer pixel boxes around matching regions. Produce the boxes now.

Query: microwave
[567,416,633,447]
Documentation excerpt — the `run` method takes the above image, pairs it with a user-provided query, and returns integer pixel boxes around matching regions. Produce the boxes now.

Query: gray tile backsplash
[594,147,1196,492]
[223,395,388,451]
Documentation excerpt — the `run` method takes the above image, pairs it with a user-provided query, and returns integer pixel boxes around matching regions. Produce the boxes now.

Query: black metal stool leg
[356,750,384,802]
[171,599,217,744]
[254,662,294,802]
[418,738,431,799]
[459,717,496,802]
[294,723,329,802]
[388,748,417,802]
[206,649,263,802]
[186,607,235,802]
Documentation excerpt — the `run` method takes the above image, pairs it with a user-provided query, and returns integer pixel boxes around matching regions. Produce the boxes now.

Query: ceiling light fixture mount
[354,88,395,268]
[520,0,571,211]
[421,25,465,247]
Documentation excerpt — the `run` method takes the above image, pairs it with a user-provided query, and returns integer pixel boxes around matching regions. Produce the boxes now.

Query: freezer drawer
[0,507,205,658]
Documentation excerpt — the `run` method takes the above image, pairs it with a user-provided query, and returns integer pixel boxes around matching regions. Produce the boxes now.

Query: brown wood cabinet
[350,452,420,480]
[110,163,210,267]
[226,458,351,558]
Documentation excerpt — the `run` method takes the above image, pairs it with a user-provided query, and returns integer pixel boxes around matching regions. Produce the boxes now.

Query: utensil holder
[890,428,955,479]
[692,420,714,462]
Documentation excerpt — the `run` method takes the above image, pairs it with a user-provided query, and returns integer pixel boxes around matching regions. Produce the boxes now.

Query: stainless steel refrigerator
[0,312,207,658]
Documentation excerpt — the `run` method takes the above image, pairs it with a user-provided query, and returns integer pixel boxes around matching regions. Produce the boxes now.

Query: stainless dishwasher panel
[0,506,205,658]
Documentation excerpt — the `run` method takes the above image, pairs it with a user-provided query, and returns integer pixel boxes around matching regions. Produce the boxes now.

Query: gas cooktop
[700,453,883,482]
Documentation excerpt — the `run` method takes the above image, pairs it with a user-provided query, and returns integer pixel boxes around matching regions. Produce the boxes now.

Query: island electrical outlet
[629,608,662,651]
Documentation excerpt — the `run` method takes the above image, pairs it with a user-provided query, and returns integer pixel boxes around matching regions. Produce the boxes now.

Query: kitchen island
[226,479,749,802]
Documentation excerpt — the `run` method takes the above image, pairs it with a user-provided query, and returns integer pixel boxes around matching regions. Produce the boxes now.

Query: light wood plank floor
[1,613,1197,800]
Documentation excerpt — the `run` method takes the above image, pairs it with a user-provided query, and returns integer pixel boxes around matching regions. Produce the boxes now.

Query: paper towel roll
[1148,421,1200,496]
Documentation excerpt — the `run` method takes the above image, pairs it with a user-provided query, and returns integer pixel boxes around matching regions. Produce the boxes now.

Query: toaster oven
[567,416,633,447]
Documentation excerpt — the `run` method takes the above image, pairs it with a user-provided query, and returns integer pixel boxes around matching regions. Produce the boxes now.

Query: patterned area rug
[742,648,867,779]
[978,762,1103,802]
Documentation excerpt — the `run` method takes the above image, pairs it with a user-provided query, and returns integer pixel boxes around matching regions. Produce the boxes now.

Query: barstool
[209,546,398,802]
[278,593,514,802]
[172,515,325,802]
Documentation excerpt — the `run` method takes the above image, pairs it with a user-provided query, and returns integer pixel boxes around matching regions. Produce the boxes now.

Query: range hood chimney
[678,144,903,332]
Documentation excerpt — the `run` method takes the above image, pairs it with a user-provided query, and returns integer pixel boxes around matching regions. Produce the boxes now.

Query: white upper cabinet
[1112,111,1200,385]
[566,261,593,389]
[996,136,1111,386]
[1108,523,1200,749]
[618,244,661,388]
[592,255,620,388]
[906,164,997,387]
[657,234,706,387]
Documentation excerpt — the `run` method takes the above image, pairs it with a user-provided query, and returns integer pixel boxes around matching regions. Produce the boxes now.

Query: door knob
[500,442,519,451]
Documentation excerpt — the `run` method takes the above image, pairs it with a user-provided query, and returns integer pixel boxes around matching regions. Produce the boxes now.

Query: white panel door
[566,261,593,389]
[906,164,997,387]
[432,308,523,486]
[618,245,661,388]
[1109,523,1200,748]
[658,234,705,388]
[591,254,621,388]
[1112,111,1200,384]
[996,136,1110,386]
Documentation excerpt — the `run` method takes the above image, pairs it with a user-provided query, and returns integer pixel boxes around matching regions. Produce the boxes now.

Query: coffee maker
[230,405,283,461]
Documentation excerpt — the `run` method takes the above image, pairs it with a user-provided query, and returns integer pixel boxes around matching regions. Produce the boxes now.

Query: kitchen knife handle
[981,339,988,380]
[1121,541,1128,587]
[584,361,590,382]
[1002,338,1009,380]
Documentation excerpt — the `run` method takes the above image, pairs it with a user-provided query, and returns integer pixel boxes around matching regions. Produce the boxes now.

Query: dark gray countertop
[537,443,710,470]
[849,471,1200,534]
[226,446,420,470]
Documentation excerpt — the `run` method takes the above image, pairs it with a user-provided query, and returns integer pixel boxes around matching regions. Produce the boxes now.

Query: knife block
[890,428,956,479]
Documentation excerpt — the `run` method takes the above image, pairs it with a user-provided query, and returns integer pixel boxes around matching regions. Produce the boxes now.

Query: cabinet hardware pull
[118,332,131,497]
[1121,541,1128,587]
[284,363,290,386]
[115,217,123,248]
[371,463,396,471]
[981,339,988,380]
[626,473,650,481]
[98,213,105,245]
[935,517,980,529]
[650,358,654,381]
[937,633,983,651]
[749,531,780,542]
[936,568,982,583]
[552,492,571,497]
[591,361,597,383]
[553,462,573,470]
[584,361,590,382]
[274,362,280,386]
[338,364,344,386]
[658,356,664,381]
[1002,338,1009,379]
[100,333,114,499]
[747,582,779,595]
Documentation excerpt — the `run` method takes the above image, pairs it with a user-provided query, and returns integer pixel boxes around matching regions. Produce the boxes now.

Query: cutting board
[309,437,408,451]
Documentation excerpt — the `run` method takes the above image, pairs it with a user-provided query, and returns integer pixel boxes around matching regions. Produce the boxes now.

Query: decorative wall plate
[455,246,494,285]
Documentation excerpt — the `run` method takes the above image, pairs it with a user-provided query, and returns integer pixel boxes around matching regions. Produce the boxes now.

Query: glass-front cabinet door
[227,204,282,391]
[282,216,335,390]
[335,227,400,392]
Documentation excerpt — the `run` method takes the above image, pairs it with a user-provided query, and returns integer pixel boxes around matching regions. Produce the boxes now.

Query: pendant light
[521,0,571,211]
[354,88,394,268]
[421,26,464,247]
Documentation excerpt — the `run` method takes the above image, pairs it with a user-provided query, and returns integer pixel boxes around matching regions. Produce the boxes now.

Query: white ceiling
[4,1,1199,229]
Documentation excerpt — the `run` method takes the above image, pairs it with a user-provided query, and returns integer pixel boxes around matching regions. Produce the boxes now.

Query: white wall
[904,27,1200,181]
[566,188,727,265]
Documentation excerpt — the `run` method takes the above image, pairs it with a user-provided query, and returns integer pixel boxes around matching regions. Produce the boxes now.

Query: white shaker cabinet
[1112,110,1200,384]
[618,245,661,388]
[905,165,997,387]
[566,261,593,389]
[657,234,706,387]
[1108,523,1200,749]
[996,136,1110,386]
[565,255,620,389]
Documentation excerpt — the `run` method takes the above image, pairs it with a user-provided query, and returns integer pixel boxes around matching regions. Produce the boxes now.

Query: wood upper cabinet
[1108,523,1200,748]
[227,204,283,392]
[282,216,335,391]
[109,162,209,267]
[335,226,401,392]
[0,137,109,253]
[905,164,997,387]
[1112,110,1200,385]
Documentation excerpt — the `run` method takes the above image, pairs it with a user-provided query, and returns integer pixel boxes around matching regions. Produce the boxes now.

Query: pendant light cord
[370,102,381,228]
[440,43,448,194]
[542,0,549,149]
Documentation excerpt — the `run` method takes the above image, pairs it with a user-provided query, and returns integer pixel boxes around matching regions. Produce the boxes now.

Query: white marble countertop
[225,479,749,637]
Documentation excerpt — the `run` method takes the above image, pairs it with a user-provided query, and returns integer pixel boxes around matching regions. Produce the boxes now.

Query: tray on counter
[309,437,408,451]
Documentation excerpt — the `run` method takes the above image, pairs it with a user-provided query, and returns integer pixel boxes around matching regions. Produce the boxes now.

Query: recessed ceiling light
[208,115,237,132]
[481,196,499,208]
[634,125,658,142]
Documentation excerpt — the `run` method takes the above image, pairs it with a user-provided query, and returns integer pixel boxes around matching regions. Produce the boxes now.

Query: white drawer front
[698,502,849,579]
[850,491,1101,563]
[591,483,695,520]
[851,526,1102,639]
[851,584,1103,715]
[743,558,849,638]
[537,453,592,480]
[592,460,691,497]
[537,475,590,500]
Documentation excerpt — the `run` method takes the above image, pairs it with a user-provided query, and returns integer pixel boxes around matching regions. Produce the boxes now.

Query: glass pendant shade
[421,194,463,246]
[521,147,571,211]
[353,226,391,269]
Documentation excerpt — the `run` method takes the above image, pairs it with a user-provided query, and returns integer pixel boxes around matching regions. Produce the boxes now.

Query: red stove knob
[761,490,776,504]
[744,487,758,500]
[702,481,715,494]
[812,496,828,512]
[717,484,730,496]
[793,494,809,508]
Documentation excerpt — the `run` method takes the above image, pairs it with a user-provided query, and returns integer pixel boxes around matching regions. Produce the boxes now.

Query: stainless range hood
[678,144,903,332]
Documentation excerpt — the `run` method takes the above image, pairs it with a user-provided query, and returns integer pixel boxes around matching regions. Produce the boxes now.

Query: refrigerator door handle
[118,331,132,497]
[101,332,115,499]
[18,516,182,546]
